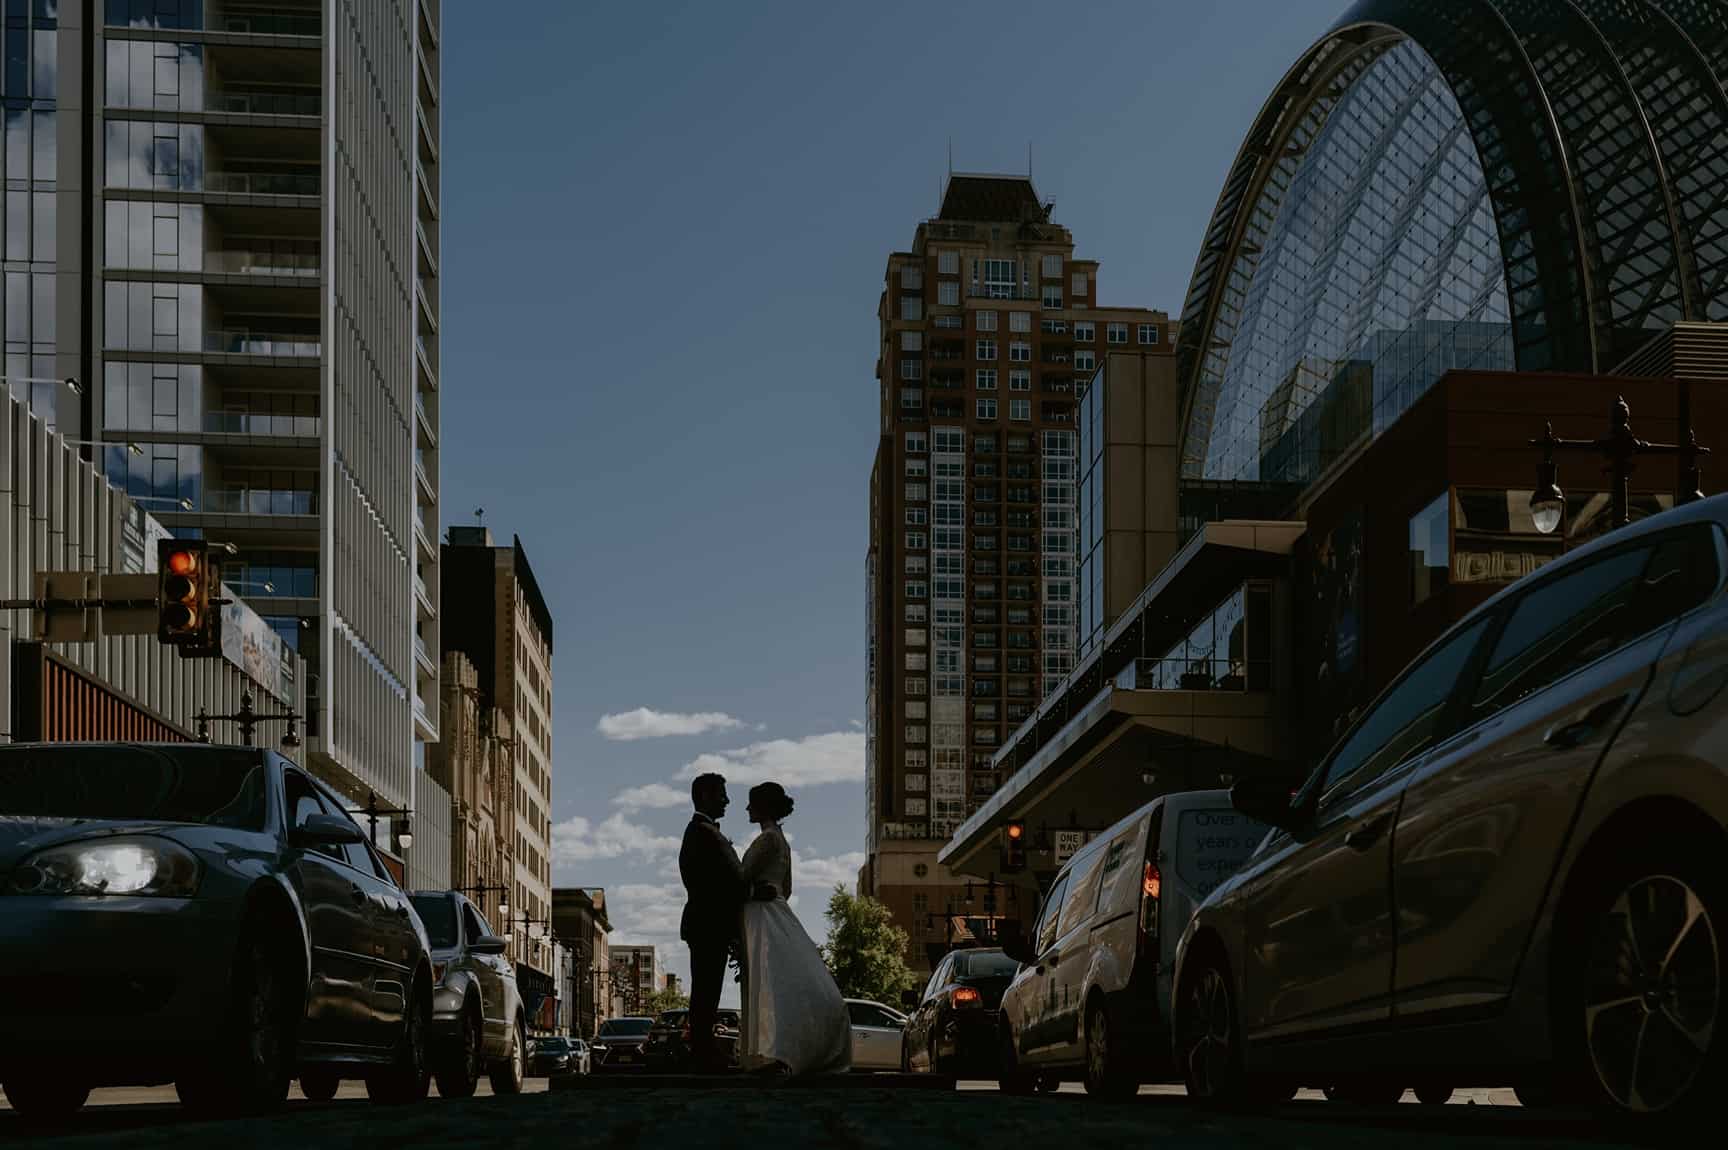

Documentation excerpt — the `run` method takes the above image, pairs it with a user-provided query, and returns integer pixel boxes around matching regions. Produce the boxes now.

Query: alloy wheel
[245,936,283,1081]
[1087,1008,1109,1088]
[1182,966,1234,1098]
[1583,874,1719,1113]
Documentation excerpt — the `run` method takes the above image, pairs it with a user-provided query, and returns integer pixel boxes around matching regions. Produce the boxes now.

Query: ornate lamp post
[194,690,302,750]
[357,791,413,854]
[1530,396,1712,536]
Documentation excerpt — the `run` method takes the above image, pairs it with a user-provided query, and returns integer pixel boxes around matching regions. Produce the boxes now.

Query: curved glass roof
[1176,0,1728,484]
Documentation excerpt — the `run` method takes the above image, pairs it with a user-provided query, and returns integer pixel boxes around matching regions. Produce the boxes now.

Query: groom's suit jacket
[679,814,745,946]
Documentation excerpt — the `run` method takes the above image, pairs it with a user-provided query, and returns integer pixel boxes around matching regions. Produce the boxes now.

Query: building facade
[441,525,554,979]
[428,649,514,913]
[609,944,659,1017]
[551,886,612,1039]
[862,174,1169,970]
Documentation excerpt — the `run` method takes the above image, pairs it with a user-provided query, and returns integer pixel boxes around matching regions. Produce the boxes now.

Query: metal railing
[213,12,323,36]
[206,330,321,356]
[209,89,320,116]
[201,488,319,515]
[204,249,319,276]
[1116,658,1272,693]
[204,411,320,437]
[204,171,320,196]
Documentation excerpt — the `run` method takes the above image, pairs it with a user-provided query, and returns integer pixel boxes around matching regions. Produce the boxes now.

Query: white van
[996,789,1269,1098]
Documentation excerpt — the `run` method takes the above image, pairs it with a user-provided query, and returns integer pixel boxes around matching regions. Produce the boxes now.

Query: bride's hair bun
[749,781,794,820]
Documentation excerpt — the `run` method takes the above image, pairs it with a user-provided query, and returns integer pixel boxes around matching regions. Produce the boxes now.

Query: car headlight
[7,836,200,898]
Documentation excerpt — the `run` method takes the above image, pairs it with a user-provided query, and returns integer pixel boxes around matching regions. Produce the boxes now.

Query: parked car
[590,1016,656,1071]
[0,743,434,1120]
[845,999,907,1071]
[644,1008,741,1070]
[1172,499,1728,1128]
[901,947,1021,1076]
[571,1038,592,1075]
[405,890,525,1098]
[996,790,1269,1098]
[527,1035,586,1077]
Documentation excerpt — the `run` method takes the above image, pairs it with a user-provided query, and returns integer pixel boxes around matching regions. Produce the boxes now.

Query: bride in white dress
[738,782,852,1076]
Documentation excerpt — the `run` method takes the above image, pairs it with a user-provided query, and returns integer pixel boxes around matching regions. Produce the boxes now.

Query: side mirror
[900,989,919,1009]
[997,918,1034,966]
[292,812,366,847]
[471,934,507,955]
[1230,777,1306,833]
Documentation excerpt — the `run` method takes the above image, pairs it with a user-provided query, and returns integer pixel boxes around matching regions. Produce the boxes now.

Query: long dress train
[738,822,852,1075]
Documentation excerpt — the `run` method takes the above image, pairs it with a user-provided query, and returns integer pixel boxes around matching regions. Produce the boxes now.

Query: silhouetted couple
[678,774,850,1076]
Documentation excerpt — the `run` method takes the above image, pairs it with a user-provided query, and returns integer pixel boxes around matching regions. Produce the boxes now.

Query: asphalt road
[0,1080,1643,1150]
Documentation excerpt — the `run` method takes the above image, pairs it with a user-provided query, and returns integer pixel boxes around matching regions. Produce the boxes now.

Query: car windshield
[598,1019,653,1037]
[536,1038,569,1052]
[409,895,458,948]
[656,1011,685,1026]
[0,745,268,830]
[954,950,1020,978]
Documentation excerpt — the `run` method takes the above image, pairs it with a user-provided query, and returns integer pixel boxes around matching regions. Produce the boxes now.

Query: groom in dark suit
[680,772,745,1073]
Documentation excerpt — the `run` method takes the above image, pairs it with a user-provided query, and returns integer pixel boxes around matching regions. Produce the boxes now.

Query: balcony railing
[209,89,320,116]
[204,249,320,276]
[204,411,320,437]
[204,170,321,196]
[212,11,323,36]
[968,286,1041,302]
[206,330,320,356]
[1116,657,1272,693]
[201,488,318,515]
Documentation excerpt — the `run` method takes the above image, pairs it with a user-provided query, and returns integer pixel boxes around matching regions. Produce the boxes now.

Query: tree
[820,886,914,1005]
[642,986,689,1016]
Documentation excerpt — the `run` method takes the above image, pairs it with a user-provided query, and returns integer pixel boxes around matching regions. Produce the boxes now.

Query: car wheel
[1553,845,1726,1124]
[1175,956,1247,1105]
[1036,1074,1062,1094]
[178,920,296,1115]
[928,1032,947,1076]
[2,1077,91,1120]
[299,1069,340,1102]
[1413,1082,1454,1106]
[367,974,431,1105]
[997,1020,1036,1096]
[1325,1081,1405,1105]
[1083,998,1137,1101]
[434,1001,482,1099]
[488,1016,525,1095]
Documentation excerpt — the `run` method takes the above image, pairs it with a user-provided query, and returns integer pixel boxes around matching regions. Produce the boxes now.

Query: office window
[1137,324,1160,345]
[1042,285,1062,309]
[938,281,959,306]
[1009,311,1031,333]
[975,369,997,391]
[977,398,998,420]
[1074,322,1095,342]
[976,339,997,361]
[976,310,998,332]
[1010,399,1031,421]
[901,331,923,352]
[900,297,922,321]
[938,250,959,275]
[1107,323,1128,345]
[1041,254,1062,278]
[1009,341,1030,362]
[1410,493,1449,606]
[1010,370,1030,391]
[1071,272,1089,296]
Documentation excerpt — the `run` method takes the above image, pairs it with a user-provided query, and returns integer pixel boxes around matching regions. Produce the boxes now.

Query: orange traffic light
[1006,822,1024,840]
[1003,821,1027,871]
[158,540,218,650]
[166,549,198,577]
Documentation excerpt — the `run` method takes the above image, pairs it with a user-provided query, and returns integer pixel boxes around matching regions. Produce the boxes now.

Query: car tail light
[680,1026,690,1041]
[1139,861,1162,956]
[432,962,447,983]
[952,985,982,1009]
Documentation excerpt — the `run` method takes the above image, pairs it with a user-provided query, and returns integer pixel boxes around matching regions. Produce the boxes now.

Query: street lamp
[1529,397,1712,536]
[357,791,413,853]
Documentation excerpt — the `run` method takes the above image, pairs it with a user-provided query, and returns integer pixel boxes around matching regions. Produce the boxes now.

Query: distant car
[901,947,1021,1076]
[570,1038,592,1075]
[845,999,907,1071]
[527,1035,585,1077]
[0,743,434,1120]
[405,890,526,1098]
[643,1008,740,1071]
[590,1016,655,1071]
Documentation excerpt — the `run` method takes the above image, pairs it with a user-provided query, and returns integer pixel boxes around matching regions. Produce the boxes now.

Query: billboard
[219,584,291,705]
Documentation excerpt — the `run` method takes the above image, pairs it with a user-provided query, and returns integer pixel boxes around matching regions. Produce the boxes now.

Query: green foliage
[642,986,690,1016]
[819,886,914,1005]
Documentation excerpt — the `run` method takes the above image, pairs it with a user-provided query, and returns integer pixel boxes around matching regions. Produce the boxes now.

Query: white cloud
[550,812,680,864]
[596,708,745,741]
[792,849,867,890]
[677,731,864,789]
[611,782,689,811]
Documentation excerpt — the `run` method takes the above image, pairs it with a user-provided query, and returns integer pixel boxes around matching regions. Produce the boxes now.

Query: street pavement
[0,1079,1642,1150]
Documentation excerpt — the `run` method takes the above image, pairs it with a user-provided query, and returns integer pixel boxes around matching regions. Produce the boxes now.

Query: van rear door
[1161,804,1270,968]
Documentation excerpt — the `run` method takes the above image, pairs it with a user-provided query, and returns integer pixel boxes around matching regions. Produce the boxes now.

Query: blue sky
[438,1,1336,991]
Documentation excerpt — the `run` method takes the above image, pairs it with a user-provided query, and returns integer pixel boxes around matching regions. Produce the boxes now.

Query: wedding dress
[739,822,852,1075]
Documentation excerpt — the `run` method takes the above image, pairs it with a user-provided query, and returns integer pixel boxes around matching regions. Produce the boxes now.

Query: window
[905,531,926,550]
[977,399,997,420]
[900,266,922,290]
[1010,399,1031,421]
[1042,285,1063,309]
[905,482,927,502]
[1074,351,1096,372]
[900,358,922,381]
[900,389,922,411]
[905,508,927,526]
[900,331,922,352]
[938,251,959,276]
[934,314,963,330]
[976,369,997,391]
[1041,254,1063,278]
[1035,873,1071,954]
[982,259,1018,299]
[905,798,928,816]
[905,556,928,575]
[1106,323,1128,345]
[905,457,927,477]
[905,676,927,696]
[976,310,998,332]
[900,297,921,321]
[905,701,927,719]
[976,339,997,361]
[1059,849,1107,935]
[934,428,964,454]
[284,771,342,862]
[1470,532,1719,723]
[1009,369,1030,391]
[1009,341,1030,362]
[905,749,928,769]
[1410,493,1449,606]
[905,774,927,793]
[905,432,927,454]
[1074,322,1095,342]
[1316,618,1490,799]
[905,651,927,670]
[938,281,959,306]
[1071,272,1089,296]
[904,581,928,602]
[1009,311,1032,333]
[905,627,927,648]
[904,726,927,744]
[1137,324,1160,345]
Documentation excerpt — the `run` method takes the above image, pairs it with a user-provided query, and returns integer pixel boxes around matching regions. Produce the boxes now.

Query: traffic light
[158,539,220,651]
[1003,820,1026,872]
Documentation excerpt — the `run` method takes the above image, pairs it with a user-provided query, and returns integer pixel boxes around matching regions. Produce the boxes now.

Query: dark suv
[643,1008,740,1070]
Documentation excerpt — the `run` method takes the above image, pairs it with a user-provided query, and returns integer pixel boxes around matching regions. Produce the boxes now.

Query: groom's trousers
[687,938,727,1068]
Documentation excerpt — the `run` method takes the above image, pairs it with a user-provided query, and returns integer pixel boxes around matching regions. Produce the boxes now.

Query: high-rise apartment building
[442,525,555,980]
[862,175,1169,968]
[0,1,449,846]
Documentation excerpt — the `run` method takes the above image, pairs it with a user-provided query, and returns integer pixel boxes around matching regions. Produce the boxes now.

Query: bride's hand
[750,882,779,901]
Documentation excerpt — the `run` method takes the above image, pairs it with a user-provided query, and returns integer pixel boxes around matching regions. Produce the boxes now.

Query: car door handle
[1343,814,1391,852]
[349,883,368,907]
[1544,694,1631,750]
